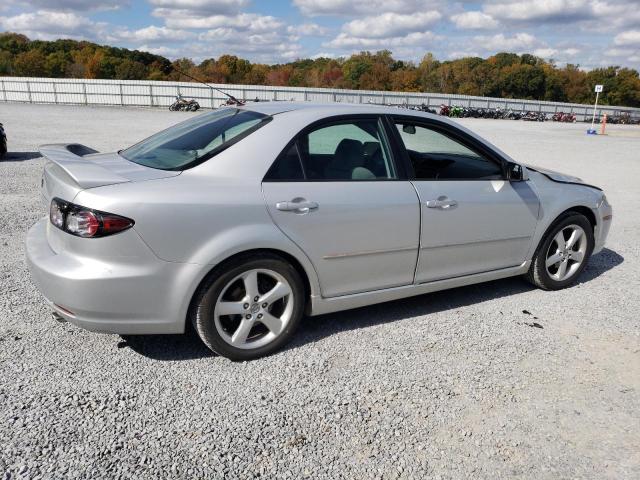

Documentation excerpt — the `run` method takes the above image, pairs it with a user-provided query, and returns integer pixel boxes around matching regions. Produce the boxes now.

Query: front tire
[526,213,594,290]
[190,253,304,360]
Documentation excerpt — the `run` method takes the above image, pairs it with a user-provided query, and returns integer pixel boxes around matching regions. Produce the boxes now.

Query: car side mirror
[402,125,416,134]
[507,162,528,182]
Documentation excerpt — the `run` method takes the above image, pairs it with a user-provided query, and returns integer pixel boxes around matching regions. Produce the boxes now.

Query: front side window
[266,118,397,181]
[121,108,270,171]
[394,121,503,180]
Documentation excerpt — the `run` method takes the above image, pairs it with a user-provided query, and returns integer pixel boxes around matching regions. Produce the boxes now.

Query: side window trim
[389,115,508,181]
[263,114,407,182]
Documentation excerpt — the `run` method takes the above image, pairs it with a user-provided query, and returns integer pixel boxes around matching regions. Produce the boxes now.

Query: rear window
[121,108,271,170]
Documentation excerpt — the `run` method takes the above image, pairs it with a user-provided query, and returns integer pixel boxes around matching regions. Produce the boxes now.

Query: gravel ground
[1,103,639,480]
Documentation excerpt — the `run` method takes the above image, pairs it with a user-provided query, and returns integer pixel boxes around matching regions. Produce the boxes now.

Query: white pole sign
[590,85,603,131]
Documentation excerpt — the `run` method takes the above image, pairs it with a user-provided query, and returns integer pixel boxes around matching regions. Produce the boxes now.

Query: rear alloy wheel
[526,213,594,290]
[191,254,304,360]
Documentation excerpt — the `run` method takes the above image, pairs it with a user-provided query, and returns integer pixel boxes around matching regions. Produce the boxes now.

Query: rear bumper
[25,218,201,334]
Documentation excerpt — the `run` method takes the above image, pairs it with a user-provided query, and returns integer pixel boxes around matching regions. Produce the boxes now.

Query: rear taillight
[49,198,134,238]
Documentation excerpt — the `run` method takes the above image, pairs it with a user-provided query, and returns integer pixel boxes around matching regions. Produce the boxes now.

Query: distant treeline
[1,32,639,107]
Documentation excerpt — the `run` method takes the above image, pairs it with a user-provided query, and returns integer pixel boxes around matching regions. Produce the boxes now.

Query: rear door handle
[426,196,458,209]
[276,198,319,214]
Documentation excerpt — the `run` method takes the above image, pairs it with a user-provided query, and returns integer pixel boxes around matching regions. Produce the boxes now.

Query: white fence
[1,76,639,121]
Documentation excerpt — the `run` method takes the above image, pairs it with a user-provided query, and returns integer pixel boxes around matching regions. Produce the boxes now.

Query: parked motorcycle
[449,105,464,118]
[439,104,450,116]
[169,94,200,111]
[522,111,547,122]
[0,123,6,159]
[552,112,576,122]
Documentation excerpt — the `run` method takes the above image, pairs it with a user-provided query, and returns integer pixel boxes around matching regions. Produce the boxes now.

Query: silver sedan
[26,103,612,360]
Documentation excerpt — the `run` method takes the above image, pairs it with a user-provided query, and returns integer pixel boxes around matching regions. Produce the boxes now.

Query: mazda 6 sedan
[26,102,612,360]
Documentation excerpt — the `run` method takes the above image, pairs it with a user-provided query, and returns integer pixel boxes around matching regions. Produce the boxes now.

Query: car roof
[238,101,438,119]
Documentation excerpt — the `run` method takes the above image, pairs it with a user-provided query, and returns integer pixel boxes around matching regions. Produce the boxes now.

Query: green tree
[13,49,46,76]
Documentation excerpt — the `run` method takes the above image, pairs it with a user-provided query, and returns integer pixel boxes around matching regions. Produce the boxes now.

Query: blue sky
[1,0,639,69]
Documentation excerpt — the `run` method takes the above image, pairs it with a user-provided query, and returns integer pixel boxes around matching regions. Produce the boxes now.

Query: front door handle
[426,196,458,209]
[276,198,319,214]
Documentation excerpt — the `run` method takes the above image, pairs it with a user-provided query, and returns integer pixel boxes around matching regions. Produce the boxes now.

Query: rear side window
[121,108,271,171]
[265,118,397,181]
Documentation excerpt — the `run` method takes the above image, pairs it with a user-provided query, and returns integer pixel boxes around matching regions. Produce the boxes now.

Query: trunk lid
[39,143,180,204]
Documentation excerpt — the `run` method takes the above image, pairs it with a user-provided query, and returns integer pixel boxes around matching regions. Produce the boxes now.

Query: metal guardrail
[1,76,639,122]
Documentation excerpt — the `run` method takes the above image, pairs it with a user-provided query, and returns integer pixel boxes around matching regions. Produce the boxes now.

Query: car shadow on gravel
[118,329,215,361]
[119,248,623,361]
[288,247,624,352]
[1,152,41,162]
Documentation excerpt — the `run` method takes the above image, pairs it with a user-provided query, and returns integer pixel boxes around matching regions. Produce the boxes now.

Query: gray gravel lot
[1,103,639,479]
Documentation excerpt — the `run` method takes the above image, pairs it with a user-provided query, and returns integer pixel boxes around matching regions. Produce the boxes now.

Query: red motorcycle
[552,112,576,123]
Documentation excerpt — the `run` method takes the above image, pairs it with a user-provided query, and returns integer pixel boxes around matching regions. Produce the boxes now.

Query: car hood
[525,165,593,187]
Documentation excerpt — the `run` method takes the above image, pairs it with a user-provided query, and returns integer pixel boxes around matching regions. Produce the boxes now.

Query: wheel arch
[186,247,316,330]
[530,204,597,260]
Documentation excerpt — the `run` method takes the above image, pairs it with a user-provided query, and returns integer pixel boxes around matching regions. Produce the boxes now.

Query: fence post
[52,81,58,104]
[82,82,87,105]
[1,79,5,102]
[119,83,124,106]
[149,84,153,107]
[27,80,32,103]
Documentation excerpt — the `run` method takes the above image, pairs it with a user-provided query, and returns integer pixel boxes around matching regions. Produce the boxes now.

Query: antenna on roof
[162,62,245,106]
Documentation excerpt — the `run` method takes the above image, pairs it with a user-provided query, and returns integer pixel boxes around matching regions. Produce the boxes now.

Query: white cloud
[342,11,441,38]
[148,0,248,15]
[326,31,438,49]
[533,46,581,59]
[614,30,640,46]
[310,52,338,59]
[4,0,128,12]
[473,32,539,51]
[137,44,181,57]
[112,25,194,43]
[155,11,284,31]
[450,11,498,30]
[485,0,592,23]
[287,23,328,37]
[0,10,102,40]
[293,0,434,16]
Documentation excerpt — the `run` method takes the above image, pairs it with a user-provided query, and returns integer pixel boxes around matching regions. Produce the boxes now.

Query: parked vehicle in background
[439,104,450,116]
[522,111,547,122]
[552,112,576,123]
[449,105,464,117]
[26,102,612,360]
[169,94,200,111]
[0,123,6,159]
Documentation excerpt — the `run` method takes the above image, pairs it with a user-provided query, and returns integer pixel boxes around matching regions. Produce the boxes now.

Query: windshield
[121,108,271,170]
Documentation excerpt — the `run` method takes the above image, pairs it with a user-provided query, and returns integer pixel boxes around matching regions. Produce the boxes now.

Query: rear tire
[526,213,594,290]
[190,253,304,361]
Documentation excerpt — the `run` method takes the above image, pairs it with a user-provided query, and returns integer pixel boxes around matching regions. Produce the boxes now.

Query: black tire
[190,253,305,361]
[526,212,594,290]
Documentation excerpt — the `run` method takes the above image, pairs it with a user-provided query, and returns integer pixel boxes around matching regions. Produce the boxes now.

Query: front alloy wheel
[526,212,594,290]
[191,254,304,360]
[544,225,588,282]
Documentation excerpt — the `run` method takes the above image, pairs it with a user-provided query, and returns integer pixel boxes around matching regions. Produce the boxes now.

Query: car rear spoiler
[39,144,129,189]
